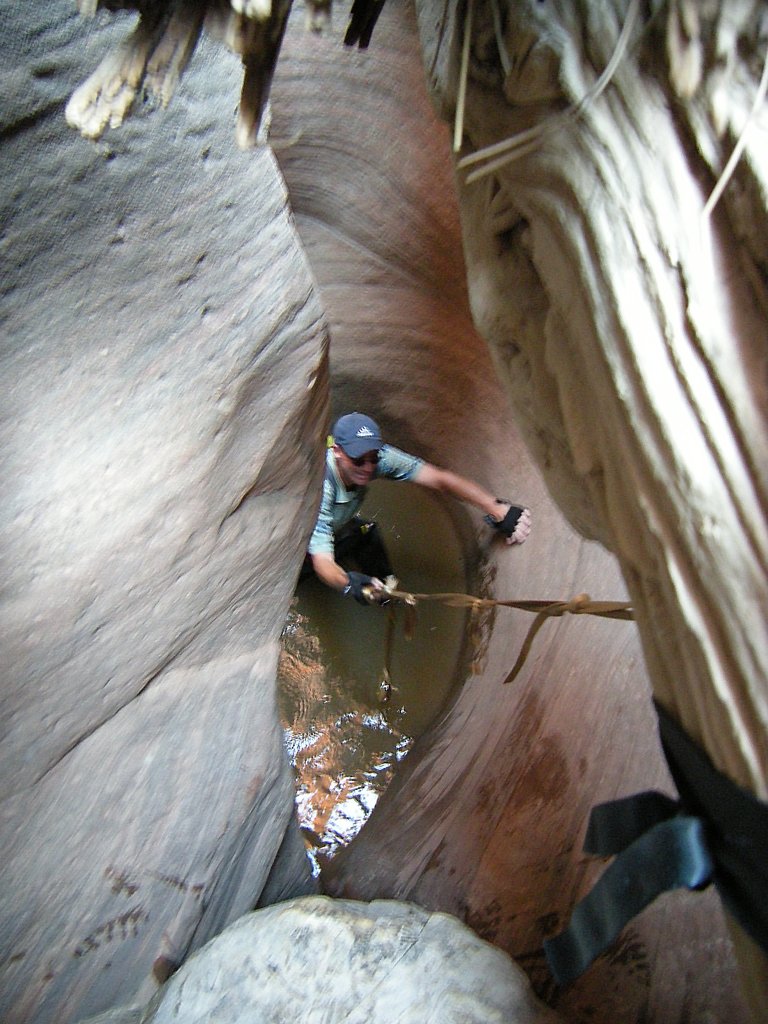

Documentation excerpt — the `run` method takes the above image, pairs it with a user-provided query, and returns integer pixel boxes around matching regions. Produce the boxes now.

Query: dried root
[665,0,704,100]
[66,0,290,147]
[236,2,291,149]
[230,0,272,17]
[344,0,386,49]
[145,1,208,109]
[65,6,172,139]
[67,0,389,146]
[458,0,641,181]
[203,0,292,148]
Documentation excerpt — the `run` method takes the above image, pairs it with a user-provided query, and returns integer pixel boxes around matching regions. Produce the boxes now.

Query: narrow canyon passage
[0,1,759,1021]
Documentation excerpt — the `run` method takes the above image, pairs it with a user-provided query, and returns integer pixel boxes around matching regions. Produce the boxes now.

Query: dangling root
[458,0,641,183]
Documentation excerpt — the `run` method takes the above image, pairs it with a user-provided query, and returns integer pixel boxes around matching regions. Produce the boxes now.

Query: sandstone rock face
[84,896,561,1024]
[417,0,768,792]
[0,5,323,1022]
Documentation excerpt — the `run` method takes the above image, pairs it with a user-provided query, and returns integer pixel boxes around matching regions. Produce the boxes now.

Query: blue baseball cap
[332,413,383,458]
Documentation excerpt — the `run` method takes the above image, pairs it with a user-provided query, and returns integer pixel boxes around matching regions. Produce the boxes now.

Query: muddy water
[278,480,471,871]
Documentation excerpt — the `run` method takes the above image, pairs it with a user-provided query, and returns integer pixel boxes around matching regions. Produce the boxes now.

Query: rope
[371,583,634,687]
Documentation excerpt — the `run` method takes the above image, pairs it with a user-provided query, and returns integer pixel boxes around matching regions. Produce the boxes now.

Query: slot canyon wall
[0,6,326,1022]
[0,1,765,1023]
[408,0,768,1016]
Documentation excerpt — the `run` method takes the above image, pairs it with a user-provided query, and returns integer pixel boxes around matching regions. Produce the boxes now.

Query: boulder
[79,896,561,1024]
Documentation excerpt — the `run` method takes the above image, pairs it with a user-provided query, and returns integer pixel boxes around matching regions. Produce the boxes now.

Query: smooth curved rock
[426,0,768,796]
[1,5,323,1022]
[414,0,768,1010]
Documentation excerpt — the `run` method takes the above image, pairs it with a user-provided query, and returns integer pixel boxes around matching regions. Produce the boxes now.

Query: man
[304,412,532,603]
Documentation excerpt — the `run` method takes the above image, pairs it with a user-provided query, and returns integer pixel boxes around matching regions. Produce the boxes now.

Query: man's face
[334,444,379,488]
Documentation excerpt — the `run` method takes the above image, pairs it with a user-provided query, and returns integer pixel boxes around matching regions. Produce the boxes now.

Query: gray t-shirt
[308,445,423,557]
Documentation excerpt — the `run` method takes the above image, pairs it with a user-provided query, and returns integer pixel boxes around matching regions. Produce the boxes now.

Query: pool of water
[277,480,471,870]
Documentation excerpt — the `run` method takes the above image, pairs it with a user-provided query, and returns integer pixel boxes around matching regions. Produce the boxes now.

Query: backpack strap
[544,700,768,987]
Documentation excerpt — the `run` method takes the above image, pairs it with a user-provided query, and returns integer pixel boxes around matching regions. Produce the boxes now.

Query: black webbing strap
[656,700,768,953]
[544,700,768,987]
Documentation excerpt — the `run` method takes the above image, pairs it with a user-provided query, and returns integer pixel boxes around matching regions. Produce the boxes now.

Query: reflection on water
[277,482,470,872]
[278,602,413,868]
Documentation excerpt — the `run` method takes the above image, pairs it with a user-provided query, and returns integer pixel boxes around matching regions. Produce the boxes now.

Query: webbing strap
[544,812,712,986]
[543,703,768,987]
[583,789,681,854]
[657,700,768,954]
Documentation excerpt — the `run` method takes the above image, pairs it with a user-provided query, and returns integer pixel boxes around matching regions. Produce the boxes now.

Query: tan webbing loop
[376,583,634,687]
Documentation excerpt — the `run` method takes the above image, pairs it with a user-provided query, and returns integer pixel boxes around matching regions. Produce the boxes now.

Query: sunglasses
[349,452,379,467]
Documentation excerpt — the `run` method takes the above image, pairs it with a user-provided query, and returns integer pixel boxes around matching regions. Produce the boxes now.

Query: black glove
[343,571,375,604]
[484,501,527,539]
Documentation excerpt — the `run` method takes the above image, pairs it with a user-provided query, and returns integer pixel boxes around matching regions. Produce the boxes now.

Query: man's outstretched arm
[311,552,352,592]
[413,463,531,544]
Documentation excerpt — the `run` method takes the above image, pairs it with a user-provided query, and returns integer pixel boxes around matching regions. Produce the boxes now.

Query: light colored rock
[2,1,762,1022]
[134,896,561,1023]
[417,0,768,794]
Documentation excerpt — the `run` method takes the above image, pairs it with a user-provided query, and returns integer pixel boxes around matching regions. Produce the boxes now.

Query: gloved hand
[343,571,381,605]
[484,502,532,545]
